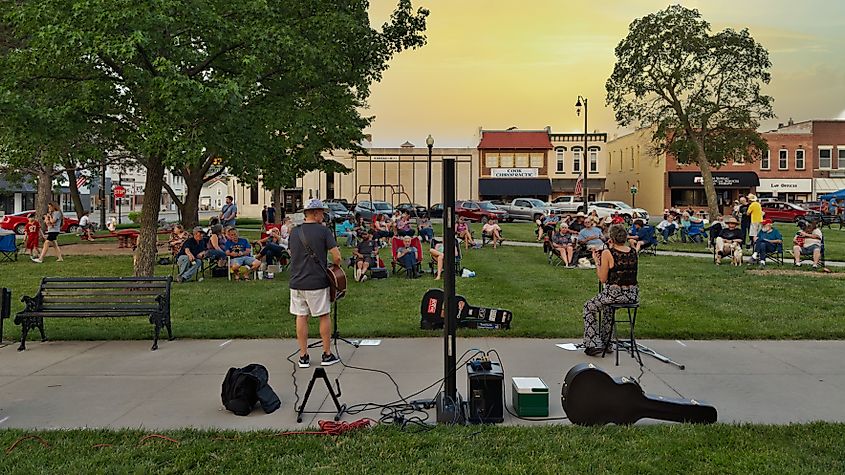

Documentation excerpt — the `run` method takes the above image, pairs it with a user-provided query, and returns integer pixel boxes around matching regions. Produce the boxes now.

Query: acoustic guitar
[327,264,347,302]
[561,363,717,426]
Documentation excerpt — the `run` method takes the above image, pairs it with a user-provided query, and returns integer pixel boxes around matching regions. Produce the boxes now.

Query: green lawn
[1,240,843,342]
[1,424,843,474]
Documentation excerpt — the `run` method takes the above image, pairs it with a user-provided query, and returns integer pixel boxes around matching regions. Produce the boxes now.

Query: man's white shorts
[290,288,331,317]
[749,222,761,238]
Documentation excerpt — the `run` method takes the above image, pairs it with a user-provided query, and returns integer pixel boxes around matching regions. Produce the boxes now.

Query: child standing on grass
[24,215,41,259]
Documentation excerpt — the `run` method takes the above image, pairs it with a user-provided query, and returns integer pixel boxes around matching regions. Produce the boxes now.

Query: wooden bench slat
[41,283,167,290]
[38,304,160,311]
[41,290,165,296]
[42,296,160,303]
[18,311,159,318]
[42,277,171,283]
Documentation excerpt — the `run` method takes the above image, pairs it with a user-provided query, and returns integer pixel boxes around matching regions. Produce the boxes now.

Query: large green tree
[3,0,428,275]
[606,5,774,217]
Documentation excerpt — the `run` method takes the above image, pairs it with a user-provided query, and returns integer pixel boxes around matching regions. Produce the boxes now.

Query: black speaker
[466,361,504,423]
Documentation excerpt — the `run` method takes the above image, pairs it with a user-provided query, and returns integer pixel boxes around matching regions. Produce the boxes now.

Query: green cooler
[512,377,549,417]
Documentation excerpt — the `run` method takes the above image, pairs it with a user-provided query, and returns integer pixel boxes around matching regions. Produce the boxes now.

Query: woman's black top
[607,247,638,286]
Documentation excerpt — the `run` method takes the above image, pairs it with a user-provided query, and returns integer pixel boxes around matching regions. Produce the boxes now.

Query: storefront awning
[668,171,759,188]
[814,178,845,193]
[479,178,552,196]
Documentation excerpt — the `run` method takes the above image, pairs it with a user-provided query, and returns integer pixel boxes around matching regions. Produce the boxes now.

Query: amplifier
[466,361,504,424]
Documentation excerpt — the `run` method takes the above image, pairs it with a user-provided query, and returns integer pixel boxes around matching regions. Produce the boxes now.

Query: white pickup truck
[497,198,563,222]
[549,195,586,213]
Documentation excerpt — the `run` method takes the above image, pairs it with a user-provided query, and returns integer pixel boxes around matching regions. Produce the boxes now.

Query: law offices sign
[491,168,539,178]
[757,178,812,193]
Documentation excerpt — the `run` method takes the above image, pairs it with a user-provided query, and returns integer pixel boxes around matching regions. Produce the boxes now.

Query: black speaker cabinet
[466,361,504,423]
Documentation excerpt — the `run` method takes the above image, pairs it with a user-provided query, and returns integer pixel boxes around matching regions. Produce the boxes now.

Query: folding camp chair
[429,237,462,275]
[638,226,658,256]
[0,234,20,262]
[763,243,784,265]
[684,221,707,243]
[390,236,423,277]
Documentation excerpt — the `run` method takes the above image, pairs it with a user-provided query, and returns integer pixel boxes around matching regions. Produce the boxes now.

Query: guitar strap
[296,226,325,271]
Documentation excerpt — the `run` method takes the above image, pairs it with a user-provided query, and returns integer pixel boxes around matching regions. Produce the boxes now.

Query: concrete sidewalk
[1,338,843,430]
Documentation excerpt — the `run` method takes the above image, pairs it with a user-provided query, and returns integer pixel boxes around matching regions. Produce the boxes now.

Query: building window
[630,148,635,170]
[572,148,582,173]
[838,147,845,169]
[760,150,770,170]
[250,186,259,205]
[819,147,832,169]
[555,148,565,173]
[485,153,498,168]
[778,149,788,170]
[515,153,529,168]
[795,149,805,170]
[589,149,598,173]
[499,153,514,168]
[529,153,544,168]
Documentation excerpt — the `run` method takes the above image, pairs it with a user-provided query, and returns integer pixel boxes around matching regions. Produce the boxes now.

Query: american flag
[75,171,87,189]
[574,175,583,196]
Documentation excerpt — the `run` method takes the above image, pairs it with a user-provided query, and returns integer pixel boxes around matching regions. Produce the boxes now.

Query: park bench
[14,277,173,351]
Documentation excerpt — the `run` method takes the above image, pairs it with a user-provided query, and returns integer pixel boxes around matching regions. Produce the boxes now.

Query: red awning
[478,131,552,150]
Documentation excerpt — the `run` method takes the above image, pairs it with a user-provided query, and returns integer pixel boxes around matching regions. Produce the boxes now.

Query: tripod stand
[308,293,359,350]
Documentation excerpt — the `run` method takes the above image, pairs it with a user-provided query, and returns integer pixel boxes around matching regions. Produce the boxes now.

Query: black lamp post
[576,96,588,210]
[426,134,434,215]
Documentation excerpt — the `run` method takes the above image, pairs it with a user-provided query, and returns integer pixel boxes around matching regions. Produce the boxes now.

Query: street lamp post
[426,135,434,215]
[576,96,588,210]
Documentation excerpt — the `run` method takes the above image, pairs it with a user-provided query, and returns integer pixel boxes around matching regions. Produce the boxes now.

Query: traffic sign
[630,186,638,195]
[113,185,126,198]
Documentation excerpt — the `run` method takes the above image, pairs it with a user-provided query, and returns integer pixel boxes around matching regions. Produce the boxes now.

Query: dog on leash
[730,242,743,266]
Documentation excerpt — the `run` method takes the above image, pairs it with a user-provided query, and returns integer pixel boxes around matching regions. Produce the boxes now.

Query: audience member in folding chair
[683,218,707,244]
[391,235,422,278]
[174,227,208,282]
[224,227,261,280]
[627,219,658,255]
[255,227,290,270]
[481,218,503,248]
[353,229,380,282]
[792,220,824,269]
[750,219,783,267]
[429,237,462,280]
[713,216,744,265]
[548,222,574,267]
[656,214,679,244]
[706,216,723,250]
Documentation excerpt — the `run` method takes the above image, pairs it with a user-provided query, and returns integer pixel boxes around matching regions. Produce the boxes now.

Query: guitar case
[561,363,717,426]
[420,289,512,330]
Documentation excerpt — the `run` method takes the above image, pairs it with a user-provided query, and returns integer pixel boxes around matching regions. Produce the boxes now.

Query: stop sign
[113,185,126,198]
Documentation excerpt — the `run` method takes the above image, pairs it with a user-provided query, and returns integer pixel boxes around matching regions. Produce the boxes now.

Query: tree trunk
[694,139,721,219]
[35,165,53,226]
[66,168,86,218]
[273,187,283,223]
[181,174,203,229]
[134,155,165,277]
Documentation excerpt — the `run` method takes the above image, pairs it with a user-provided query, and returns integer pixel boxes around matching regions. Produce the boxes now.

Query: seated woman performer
[582,224,639,357]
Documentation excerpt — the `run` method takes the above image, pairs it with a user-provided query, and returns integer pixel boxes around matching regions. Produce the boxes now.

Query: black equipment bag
[211,266,228,278]
[221,363,281,416]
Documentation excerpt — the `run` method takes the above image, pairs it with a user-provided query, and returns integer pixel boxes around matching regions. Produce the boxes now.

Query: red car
[760,201,817,223]
[455,200,509,223]
[1,210,80,235]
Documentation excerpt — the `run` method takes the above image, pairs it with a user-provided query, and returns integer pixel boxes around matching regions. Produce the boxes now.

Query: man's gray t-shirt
[288,223,337,290]
[49,210,63,233]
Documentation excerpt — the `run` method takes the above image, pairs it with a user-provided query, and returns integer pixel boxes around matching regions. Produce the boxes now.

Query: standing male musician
[289,199,343,368]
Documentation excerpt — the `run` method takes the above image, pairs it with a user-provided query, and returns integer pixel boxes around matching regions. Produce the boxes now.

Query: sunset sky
[365,0,845,147]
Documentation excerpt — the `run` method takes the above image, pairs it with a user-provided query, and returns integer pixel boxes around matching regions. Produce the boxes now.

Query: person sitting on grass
[224,227,261,280]
[715,216,743,265]
[396,235,420,278]
[628,219,657,253]
[336,216,356,247]
[481,218,503,248]
[353,229,378,282]
[751,219,782,267]
[583,224,639,357]
[396,211,415,237]
[550,222,574,267]
[176,227,207,283]
[417,214,434,243]
[792,220,823,269]
[257,227,288,267]
[656,214,678,244]
[455,217,475,249]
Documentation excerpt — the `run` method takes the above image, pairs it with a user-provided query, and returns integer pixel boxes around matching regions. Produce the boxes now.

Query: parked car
[428,203,444,219]
[497,198,562,222]
[1,210,80,235]
[353,200,394,221]
[800,201,822,212]
[455,200,509,223]
[326,199,354,211]
[549,195,586,213]
[761,201,819,223]
[587,201,650,223]
[326,201,353,223]
[396,202,429,218]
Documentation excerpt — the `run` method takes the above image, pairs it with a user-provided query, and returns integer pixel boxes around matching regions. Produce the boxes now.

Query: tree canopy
[606,4,774,217]
[1,0,428,274]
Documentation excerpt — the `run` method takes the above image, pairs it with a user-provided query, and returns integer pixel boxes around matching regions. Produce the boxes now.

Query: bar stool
[601,302,642,367]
